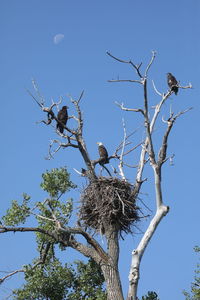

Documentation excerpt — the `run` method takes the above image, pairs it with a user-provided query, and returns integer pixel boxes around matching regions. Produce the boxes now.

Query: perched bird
[57,106,68,133]
[97,142,109,165]
[81,168,87,176]
[167,72,178,95]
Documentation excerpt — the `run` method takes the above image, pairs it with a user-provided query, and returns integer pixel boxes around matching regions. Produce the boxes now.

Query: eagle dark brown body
[97,142,109,165]
[167,72,178,95]
[57,106,68,133]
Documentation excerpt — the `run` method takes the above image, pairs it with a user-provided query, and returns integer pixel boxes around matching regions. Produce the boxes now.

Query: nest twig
[79,177,139,236]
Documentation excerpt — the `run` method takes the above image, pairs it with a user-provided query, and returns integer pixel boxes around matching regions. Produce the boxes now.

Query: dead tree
[107,50,192,299]
[0,52,192,300]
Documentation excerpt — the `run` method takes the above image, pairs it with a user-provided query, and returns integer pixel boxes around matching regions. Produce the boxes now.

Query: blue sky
[0,0,199,299]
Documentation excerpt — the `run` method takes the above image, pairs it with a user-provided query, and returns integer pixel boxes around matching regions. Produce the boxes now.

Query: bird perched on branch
[56,106,68,133]
[97,142,109,165]
[167,72,178,95]
[97,142,111,176]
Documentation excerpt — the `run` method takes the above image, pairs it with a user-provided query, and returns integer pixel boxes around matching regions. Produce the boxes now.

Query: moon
[53,34,64,45]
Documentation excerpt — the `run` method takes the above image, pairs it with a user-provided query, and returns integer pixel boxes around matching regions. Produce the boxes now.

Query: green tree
[141,291,160,300]
[1,167,106,299]
[183,247,200,300]
[12,258,106,300]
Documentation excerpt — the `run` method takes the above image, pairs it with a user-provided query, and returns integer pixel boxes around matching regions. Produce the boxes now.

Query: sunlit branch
[179,83,192,89]
[115,101,144,115]
[108,79,142,84]
[144,51,156,78]
[69,90,84,135]
[158,107,193,166]
[143,79,156,166]
[118,118,126,180]
[123,163,138,169]
[0,269,24,285]
[31,78,45,105]
[152,80,163,96]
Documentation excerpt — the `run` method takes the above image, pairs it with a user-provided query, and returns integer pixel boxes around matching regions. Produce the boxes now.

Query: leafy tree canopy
[12,258,106,300]
[183,246,200,300]
[1,167,106,300]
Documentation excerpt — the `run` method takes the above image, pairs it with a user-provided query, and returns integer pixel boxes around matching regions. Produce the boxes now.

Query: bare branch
[158,107,193,166]
[69,94,84,136]
[144,50,156,78]
[173,106,193,119]
[123,163,138,169]
[73,168,86,176]
[26,89,43,108]
[46,139,78,160]
[115,101,144,115]
[32,78,45,105]
[123,142,143,157]
[143,79,156,165]
[118,118,127,180]
[0,269,24,285]
[77,90,84,104]
[152,80,163,96]
[106,51,143,78]
[179,83,192,90]
[108,79,142,84]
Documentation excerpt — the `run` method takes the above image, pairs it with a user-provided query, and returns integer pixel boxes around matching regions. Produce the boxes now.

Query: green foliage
[183,246,200,300]
[40,167,76,198]
[12,258,74,300]
[35,169,74,248]
[68,259,106,300]
[2,193,31,226]
[141,291,160,300]
[1,168,74,231]
[12,258,106,300]
[3,168,106,299]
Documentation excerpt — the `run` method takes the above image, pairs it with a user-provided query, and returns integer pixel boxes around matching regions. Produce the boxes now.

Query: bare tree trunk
[101,228,124,300]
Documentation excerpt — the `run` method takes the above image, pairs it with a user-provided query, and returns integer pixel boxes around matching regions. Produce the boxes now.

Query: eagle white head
[97,142,103,146]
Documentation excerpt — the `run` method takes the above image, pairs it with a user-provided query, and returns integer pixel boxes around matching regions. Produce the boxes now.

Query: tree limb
[0,269,24,285]
[108,79,142,84]
[59,226,109,263]
[115,101,144,115]
[106,51,143,79]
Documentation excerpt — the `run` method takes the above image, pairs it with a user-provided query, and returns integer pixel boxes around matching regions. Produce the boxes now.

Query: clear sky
[0,1,199,299]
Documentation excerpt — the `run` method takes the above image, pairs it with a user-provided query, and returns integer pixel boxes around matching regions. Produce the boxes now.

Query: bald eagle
[97,142,109,165]
[167,73,178,95]
[57,106,68,133]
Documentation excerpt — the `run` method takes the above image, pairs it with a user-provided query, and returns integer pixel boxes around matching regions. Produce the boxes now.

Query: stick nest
[79,177,139,236]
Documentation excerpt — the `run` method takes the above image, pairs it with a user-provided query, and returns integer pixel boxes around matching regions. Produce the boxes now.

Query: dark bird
[81,168,87,176]
[97,142,109,165]
[167,72,178,95]
[56,106,68,133]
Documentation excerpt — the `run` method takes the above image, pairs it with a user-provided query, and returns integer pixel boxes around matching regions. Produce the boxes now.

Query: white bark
[128,205,169,300]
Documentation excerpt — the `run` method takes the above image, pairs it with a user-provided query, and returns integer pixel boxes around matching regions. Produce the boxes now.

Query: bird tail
[102,165,112,176]
[57,124,64,133]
